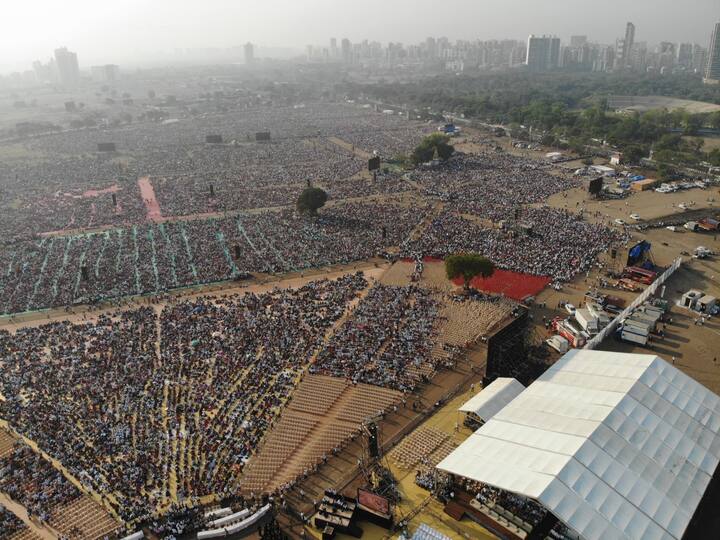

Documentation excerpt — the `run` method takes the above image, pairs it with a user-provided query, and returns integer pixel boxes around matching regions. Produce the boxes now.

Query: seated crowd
[0,441,81,523]
[0,274,368,524]
[0,502,31,537]
[0,103,428,239]
[403,207,624,283]
[0,202,426,314]
[311,284,439,391]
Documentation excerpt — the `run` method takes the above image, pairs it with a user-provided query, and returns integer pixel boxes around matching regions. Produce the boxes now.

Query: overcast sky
[0,0,717,72]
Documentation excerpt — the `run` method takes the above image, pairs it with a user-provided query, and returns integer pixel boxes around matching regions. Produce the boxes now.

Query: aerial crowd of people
[312,284,439,391]
[0,440,82,524]
[0,103,425,239]
[0,95,627,538]
[0,274,436,525]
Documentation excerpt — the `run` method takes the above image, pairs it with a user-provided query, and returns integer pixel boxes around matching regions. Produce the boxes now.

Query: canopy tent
[438,350,720,540]
[458,377,525,423]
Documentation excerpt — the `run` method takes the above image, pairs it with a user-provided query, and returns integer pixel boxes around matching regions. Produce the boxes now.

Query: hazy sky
[0,0,717,72]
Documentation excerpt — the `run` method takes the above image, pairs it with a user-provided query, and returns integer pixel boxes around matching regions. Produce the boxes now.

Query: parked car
[630,213,640,221]
[614,219,626,226]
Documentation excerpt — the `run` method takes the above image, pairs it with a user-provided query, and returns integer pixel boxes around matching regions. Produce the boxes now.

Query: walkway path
[0,492,58,540]
[137,177,163,221]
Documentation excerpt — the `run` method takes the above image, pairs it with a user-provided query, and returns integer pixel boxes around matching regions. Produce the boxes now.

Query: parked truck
[618,326,649,346]
[546,335,570,354]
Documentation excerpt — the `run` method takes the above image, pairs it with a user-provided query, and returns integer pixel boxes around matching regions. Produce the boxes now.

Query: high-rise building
[330,38,338,58]
[570,35,588,48]
[693,44,708,74]
[32,59,55,83]
[90,64,119,83]
[54,47,80,87]
[425,37,437,59]
[341,38,352,63]
[677,43,693,68]
[706,23,720,83]
[616,22,635,70]
[244,42,254,64]
[526,35,560,71]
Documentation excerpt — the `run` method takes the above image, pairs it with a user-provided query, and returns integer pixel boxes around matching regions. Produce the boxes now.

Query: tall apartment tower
[54,47,80,87]
[244,42,254,64]
[705,23,720,83]
[341,38,352,63]
[526,35,560,71]
[617,22,635,70]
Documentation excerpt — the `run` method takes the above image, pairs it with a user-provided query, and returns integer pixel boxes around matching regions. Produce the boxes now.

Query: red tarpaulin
[452,269,550,301]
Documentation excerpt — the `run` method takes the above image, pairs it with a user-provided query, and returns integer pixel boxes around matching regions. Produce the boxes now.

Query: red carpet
[452,269,550,301]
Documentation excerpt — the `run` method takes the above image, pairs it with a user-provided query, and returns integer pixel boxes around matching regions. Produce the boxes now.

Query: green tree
[445,253,495,291]
[297,187,328,216]
[623,145,646,164]
[411,133,455,165]
[657,163,676,180]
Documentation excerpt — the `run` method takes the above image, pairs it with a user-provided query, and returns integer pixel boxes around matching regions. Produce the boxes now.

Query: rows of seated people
[0,441,80,524]
[0,202,424,314]
[0,274,367,524]
[0,503,34,539]
[310,284,439,391]
[0,102,427,238]
[403,207,624,284]
[465,480,547,530]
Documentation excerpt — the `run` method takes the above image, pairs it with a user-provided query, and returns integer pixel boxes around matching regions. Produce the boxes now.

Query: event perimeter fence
[584,257,682,350]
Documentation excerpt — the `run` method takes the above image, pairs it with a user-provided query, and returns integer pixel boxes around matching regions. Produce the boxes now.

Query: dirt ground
[542,185,720,393]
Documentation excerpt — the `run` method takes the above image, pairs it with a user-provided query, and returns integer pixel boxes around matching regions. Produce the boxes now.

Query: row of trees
[348,71,720,169]
[347,72,720,124]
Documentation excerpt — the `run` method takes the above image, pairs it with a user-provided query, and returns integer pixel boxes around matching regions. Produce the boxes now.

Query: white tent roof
[438,350,720,540]
[458,377,525,422]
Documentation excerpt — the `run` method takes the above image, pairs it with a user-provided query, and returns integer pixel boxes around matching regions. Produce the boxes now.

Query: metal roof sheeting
[437,350,720,540]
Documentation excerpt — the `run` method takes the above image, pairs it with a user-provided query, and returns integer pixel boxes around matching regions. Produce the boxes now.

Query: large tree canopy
[296,187,328,216]
[411,133,455,165]
[445,253,495,290]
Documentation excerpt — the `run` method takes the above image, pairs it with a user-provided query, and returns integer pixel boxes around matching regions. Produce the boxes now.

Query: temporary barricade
[585,257,681,350]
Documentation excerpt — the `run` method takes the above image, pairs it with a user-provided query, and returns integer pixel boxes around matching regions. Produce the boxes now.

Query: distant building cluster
[31,47,83,87]
[307,36,528,71]
[305,21,715,78]
[24,46,121,88]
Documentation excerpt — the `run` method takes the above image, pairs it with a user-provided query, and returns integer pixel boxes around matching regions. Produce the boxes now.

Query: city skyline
[0,0,718,73]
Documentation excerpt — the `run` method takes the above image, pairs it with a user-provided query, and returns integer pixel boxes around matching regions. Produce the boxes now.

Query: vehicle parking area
[538,183,720,392]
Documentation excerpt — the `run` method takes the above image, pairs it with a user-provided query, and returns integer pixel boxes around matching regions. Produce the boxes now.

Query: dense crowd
[403,207,623,282]
[311,284,438,391]
[0,103,427,239]
[0,441,81,523]
[410,153,576,221]
[0,97,628,538]
[0,274,368,523]
[0,202,426,314]
[151,139,364,216]
[0,502,30,537]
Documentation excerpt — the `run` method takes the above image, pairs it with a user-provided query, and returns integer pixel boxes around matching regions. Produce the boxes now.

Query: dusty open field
[607,95,720,114]
[543,185,720,393]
